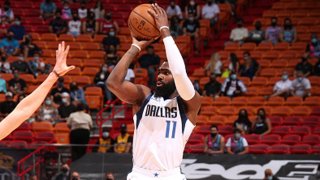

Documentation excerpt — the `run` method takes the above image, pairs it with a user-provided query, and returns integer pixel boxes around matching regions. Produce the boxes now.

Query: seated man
[229,19,248,44]
[0,31,20,56]
[183,14,200,53]
[204,125,225,154]
[114,124,132,154]
[95,131,114,153]
[295,57,313,77]
[0,92,17,116]
[11,53,30,74]
[49,11,68,35]
[8,72,27,95]
[266,71,292,99]
[265,17,281,44]
[201,0,220,27]
[226,128,249,155]
[203,74,221,97]
[306,33,320,58]
[291,71,311,98]
[221,73,247,98]
[239,51,260,80]
[102,28,120,52]
[166,0,183,20]
[247,21,264,44]
[40,0,57,20]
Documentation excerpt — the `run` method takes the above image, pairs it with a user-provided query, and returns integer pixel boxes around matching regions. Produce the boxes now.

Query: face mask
[100,74,105,79]
[312,38,318,44]
[34,56,39,61]
[190,1,195,5]
[189,17,194,21]
[45,100,52,105]
[105,15,111,20]
[109,32,115,36]
[71,177,78,180]
[120,128,126,134]
[15,21,21,25]
[102,67,108,72]
[282,75,288,81]
[170,5,175,8]
[211,133,217,137]
[255,24,261,30]
[61,167,68,174]
[7,35,13,40]
[237,24,243,28]
[271,22,277,26]
[267,176,273,180]
[102,132,109,138]
[235,133,241,139]
[62,98,68,104]
[208,1,212,5]
[297,77,303,82]
[231,74,237,80]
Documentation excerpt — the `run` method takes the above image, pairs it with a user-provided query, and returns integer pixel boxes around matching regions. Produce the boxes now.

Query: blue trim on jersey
[135,94,152,129]
[177,96,188,134]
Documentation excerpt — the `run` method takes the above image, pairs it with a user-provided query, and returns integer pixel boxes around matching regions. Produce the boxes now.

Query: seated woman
[252,108,272,135]
[204,125,225,154]
[233,109,252,134]
[205,52,223,76]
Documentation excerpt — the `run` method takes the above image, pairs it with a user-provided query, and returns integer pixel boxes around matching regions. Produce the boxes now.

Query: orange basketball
[128,4,160,40]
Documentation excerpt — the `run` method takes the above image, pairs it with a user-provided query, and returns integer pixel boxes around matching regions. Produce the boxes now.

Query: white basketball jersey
[132,94,195,171]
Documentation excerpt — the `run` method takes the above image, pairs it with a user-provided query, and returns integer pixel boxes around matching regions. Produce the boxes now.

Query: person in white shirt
[221,73,247,98]
[226,129,249,155]
[68,12,81,37]
[125,66,135,82]
[266,71,292,99]
[78,2,88,19]
[290,71,311,98]
[201,0,220,27]
[166,0,183,20]
[229,19,248,44]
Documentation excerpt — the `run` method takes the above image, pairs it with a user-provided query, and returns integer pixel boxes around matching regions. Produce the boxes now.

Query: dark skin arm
[149,3,201,125]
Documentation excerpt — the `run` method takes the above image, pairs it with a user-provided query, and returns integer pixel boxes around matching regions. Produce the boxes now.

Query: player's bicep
[110,81,150,105]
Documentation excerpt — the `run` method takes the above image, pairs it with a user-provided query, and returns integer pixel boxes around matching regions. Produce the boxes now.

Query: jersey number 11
[165,120,177,139]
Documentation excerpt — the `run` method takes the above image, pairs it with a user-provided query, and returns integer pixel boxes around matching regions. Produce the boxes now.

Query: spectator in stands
[105,45,119,66]
[71,172,80,180]
[95,130,114,153]
[68,103,92,161]
[0,74,6,93]
[40,0,57,20]
[0,30,19,56]
[69,82,86,105]
[102,27,120,52]
[82,10,98,36]
[201,0,220,27]
[306,33,320,58]
[226,128,249,155]
[290,71,311,98]
[94,64,113,103]
[2,3,14,21]
[58,92,77,120]
[266,71,292,99]
[105,172,115,180]
[295,56,313,77]
[53,163,70,180]
[28,53,51,77]
[263,169,279,180]
[16,94,26,103]
[38,97,59,123]
[229,19,248,44]
[114,124,132,154]
[251,108,272,135]
[78,2,88,20]
[281,17,296,44]
[0,92,16,116]
[203,74,221,97]
[125,64,135,82]
[8,16,25,41]
[68,11,82,37]
[185,0,201,20]
[221,72,247,98]
[234,109,252,134]
[247,21,265,44]
[8,72,26,95]
[166,0,183,20]
[183,14,200,54]
[225,53,239,76]
[205,52,223,76]
[265,17,281,44]
[11,53,29,73]
[61,1,72,20]
[0,53,11,73]
[49,11,68,35]
[204,125,225,154]
[138,45,160,87]
[239,51,260,80]
[20,35,42,58]
[92,0,105,20]
[99,12,119,34]
[193,79,202,94]
[0,16,10,38]
[51,77,70,104]
[314,58,320,76]
[169,15,183,38]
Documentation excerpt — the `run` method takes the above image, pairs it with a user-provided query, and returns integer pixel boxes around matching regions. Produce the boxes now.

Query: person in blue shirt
[0,74,7,93]
[40,0,57,20]
[69,82,86,105]
[204,125,225,154]
[0,31,19,56]
[8,16,26,41]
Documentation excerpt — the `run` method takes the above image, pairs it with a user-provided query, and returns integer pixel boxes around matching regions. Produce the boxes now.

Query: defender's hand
[53,41,75,76]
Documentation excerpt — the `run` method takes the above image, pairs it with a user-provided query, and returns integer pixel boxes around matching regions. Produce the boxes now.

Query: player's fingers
[151,3,160,15]
[62,41,65,51]
[147,9,156,18]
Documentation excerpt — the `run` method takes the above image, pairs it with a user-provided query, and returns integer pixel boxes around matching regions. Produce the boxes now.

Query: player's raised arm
[149,3,201,124]
[106,37,153,105]
[0,42,75,140]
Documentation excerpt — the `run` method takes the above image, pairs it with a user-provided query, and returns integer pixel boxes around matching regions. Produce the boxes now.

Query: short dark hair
[243,51,250,56]
[234,128,241,133]
[211,125,218,130]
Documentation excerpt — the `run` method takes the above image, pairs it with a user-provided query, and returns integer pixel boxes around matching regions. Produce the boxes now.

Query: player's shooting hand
[148,3,169,30]
[53,41,75,76]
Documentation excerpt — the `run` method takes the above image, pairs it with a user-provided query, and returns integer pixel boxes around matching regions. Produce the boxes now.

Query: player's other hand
[148,3,169,30]
[54,41,75,76]
[131,35,154,51]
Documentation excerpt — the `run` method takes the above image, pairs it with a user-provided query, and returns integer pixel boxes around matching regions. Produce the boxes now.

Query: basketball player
[0,42,74,140]
[106,4,201,180]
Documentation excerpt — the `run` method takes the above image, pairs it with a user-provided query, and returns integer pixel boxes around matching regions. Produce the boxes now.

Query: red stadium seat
[7,140,28,149]
[200,106,216,116]
[188,133,205,144]
[313,144,320,154]
[269,116,283,126]
[282,116,302,126]
[194,125,210,135]
[12,131,34,143]
[267,144,290,154]
[271,126,291,136]
[217,125,234,136]
[260,134,281,145]
[249,144,269,154]
[244,134,261,145]
[291,144,312,154]
[282,134,301,145]
[302,135,320,145]
[186,143,205,154]
[291,126,311,136]
[196,115,209,125]
[201,96,214,106]
[304,116,320,126]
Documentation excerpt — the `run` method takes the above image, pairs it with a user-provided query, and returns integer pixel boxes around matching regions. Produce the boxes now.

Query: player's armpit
[182,91,201,125]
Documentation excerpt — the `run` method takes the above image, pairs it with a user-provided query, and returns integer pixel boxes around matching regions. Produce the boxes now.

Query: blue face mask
[297,77,303,82]
[312,38,318,44]
[282,75,288,81]
[109,32,115,36]
[231,74,237,80]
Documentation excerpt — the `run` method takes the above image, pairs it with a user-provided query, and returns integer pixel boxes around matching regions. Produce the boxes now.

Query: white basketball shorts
[127,166,186,180]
